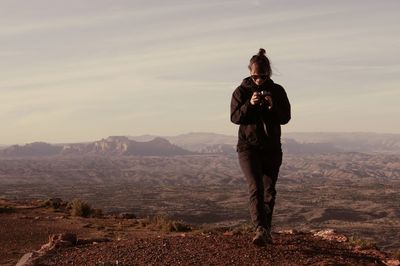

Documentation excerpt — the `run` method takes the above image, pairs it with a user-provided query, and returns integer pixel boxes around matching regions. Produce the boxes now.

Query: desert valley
[1,132,399,256]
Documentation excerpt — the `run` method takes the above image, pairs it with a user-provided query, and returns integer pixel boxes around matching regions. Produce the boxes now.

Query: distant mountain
[2,132,399,157]
[129,132,236,152]
[167,132,237,151]
[61,136,193,156]
[164,132,344,154]
[127,134,158,142]
[0,137,193,157]
[129,132,347,154]
[153,132,400,154]
[0,142,63,157]
[285,132,400,153]
[126,137,193,156]
[0,145,10,151]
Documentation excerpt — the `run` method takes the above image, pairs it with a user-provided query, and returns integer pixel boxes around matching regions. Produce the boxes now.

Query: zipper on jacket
[263,120,269,136]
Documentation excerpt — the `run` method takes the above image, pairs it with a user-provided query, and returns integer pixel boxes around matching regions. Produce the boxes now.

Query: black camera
[259,90,271,106]
[260,90,271,97]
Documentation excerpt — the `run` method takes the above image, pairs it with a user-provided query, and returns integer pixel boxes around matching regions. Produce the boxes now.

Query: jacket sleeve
[230,87,255,125]
[270,86,291,125]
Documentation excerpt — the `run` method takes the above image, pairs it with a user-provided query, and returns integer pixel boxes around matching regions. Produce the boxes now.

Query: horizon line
[1,131,400,146]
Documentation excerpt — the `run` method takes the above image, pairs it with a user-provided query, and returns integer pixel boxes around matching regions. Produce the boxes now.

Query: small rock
[82,223,92,228]
[313,229,348,242]
[15,252,33,266]
[278,229,297,235]
[384,259,400,266]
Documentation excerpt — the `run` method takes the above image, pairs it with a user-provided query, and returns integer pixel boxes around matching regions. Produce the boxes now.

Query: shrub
[0,205,15,213]
[43,198,66,210]
[348,235,376,250]
[230,222,254,235]
[393,250,400,260]
[140,215,191,232]
[67,198,93,218]
[199,222,253,235]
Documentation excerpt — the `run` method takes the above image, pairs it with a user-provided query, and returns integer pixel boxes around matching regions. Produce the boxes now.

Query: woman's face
[249,63,268,86]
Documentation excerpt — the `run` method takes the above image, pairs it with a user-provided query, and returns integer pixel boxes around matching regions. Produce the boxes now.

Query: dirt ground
[1,199,398,266]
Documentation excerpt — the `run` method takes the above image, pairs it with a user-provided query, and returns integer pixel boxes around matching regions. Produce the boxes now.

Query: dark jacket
[230,77,291,152]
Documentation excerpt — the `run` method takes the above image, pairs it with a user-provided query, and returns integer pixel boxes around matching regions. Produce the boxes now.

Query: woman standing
[230,48,291,246]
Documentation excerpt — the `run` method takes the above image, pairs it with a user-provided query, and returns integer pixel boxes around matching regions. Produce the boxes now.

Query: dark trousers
[238,148,282,230]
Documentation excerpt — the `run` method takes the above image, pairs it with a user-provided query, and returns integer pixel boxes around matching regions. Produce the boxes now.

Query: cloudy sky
[1,0,399,144]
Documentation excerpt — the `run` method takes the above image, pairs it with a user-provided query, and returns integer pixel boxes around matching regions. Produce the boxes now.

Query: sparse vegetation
[0,153,399,253]
[393,250,400,260]
[199,222,254,235]
[139,215,191,232]
[43,197,67,210]
[0,205,15,213]
[348,235,376,250]
[67,198,101,218]
[230,222,254,235]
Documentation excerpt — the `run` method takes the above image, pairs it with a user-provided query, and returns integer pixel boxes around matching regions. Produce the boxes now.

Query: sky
[1,0,399,144]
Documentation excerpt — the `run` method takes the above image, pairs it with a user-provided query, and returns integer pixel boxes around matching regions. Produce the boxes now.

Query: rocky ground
[33,232,398,266]
[1,198,399,266]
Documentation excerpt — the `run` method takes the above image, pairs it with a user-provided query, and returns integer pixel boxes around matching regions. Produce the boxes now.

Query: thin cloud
[1,0,399,144]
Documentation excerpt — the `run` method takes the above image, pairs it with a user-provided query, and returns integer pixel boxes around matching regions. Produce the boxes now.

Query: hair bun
[258,48,266,56]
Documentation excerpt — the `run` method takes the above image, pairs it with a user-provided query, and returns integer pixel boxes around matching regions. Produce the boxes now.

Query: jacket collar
[241,77,274,92]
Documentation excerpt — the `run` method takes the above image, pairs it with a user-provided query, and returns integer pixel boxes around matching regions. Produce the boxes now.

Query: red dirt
[1,199,398,266]
[37,232,391,266]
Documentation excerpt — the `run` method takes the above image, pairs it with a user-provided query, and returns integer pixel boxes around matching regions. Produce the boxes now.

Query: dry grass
[348,235,376,250]
[138,215,192,232]
[393,250,400,260]
[199,222,254,235]
[0,205,15,213]
[42,197,67,210]
[67,198,103,218]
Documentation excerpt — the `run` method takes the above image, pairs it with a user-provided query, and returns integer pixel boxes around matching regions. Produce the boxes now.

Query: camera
[260,90,271,97]
[259,90,271,106]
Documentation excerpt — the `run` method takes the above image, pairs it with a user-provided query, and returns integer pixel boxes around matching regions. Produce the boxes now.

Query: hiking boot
[252,226,273,246]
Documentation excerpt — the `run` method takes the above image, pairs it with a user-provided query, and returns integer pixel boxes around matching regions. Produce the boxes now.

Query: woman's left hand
[265,96,273,110]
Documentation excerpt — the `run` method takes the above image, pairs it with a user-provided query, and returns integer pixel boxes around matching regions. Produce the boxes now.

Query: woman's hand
[264,95,273,110]
[250,92,273,110]
[250,92,261,105]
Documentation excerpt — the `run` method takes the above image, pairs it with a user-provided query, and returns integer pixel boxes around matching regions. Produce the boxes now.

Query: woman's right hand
[250,92,260,105]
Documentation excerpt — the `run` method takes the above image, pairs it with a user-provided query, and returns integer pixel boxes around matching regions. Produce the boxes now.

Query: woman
[230,48,291,246]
